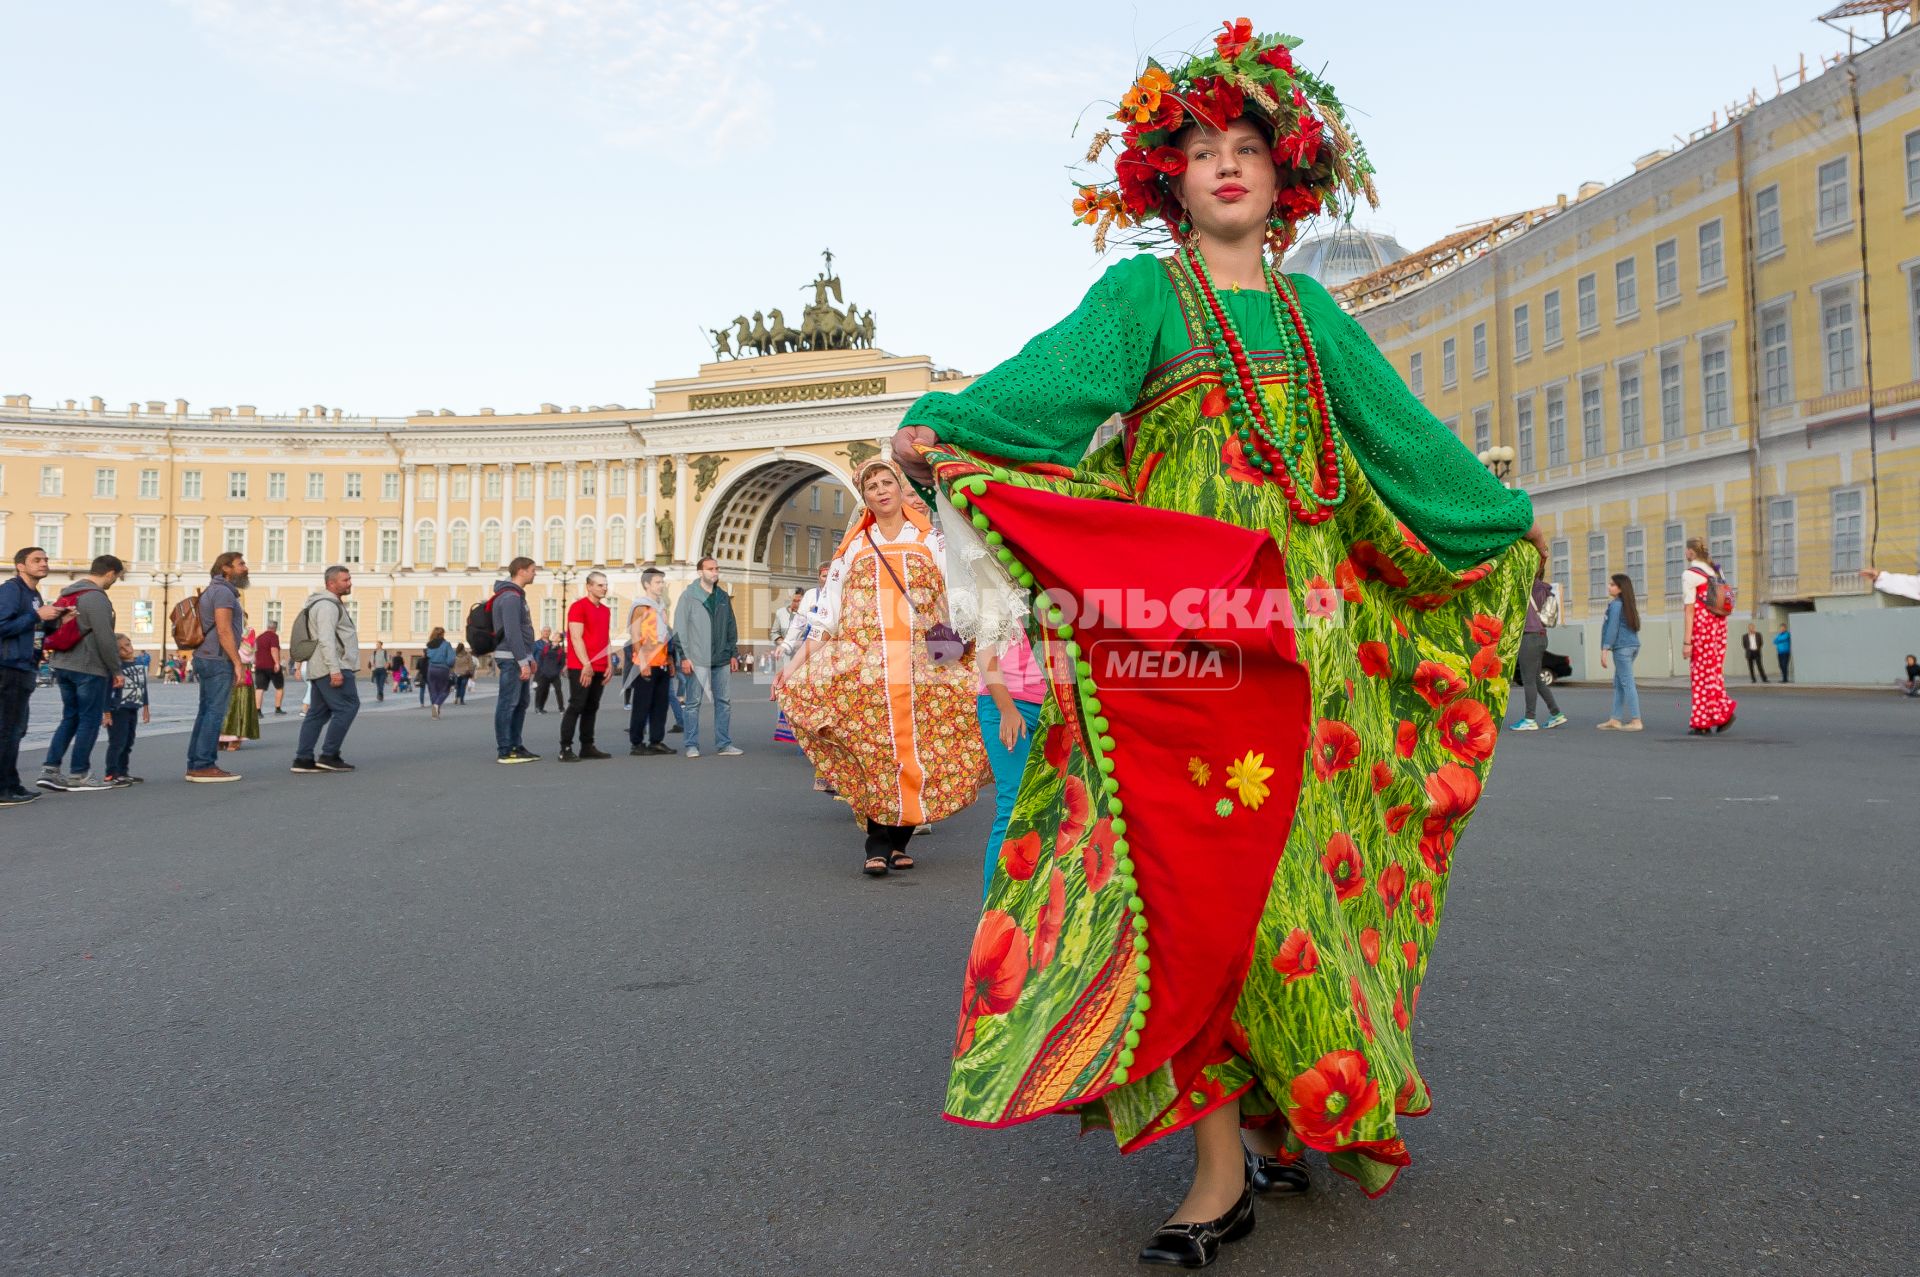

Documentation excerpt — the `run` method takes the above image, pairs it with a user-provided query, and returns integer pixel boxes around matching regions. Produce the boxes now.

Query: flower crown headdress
[1074,18,1378,254]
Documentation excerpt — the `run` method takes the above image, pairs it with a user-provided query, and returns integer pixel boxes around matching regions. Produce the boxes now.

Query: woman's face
[1171,118,1277,243]
[1608,581,1620,598]
[862,467,901,516]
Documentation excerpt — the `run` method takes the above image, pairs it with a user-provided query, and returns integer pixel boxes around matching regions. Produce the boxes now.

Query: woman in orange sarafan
[891,19,1547,1268]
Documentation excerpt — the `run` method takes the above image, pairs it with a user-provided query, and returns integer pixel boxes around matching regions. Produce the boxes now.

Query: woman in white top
[1681,537,1737,735]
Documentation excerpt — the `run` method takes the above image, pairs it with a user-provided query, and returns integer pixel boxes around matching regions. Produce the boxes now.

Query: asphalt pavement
[2,680,1913,1276]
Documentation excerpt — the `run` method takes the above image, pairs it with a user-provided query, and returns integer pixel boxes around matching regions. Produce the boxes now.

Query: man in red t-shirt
[253,619,285,716]
[559,570,613,760]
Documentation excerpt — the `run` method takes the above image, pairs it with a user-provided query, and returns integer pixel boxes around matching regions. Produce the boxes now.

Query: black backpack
[466,585,522,656]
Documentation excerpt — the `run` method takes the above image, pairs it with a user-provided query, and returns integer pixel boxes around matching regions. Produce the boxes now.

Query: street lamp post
[1477,445,1516,486]
[154,570,183,680]
[554,567,577,621]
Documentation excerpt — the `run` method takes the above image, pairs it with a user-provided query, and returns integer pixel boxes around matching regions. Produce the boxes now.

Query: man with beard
[186,551,249,782]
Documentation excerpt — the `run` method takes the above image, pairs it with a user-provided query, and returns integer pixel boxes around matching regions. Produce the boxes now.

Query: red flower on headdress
[1116,66,1175,125]
[1272,927,1319,983]
[1310,718,1360,780]
[1321,832,1364,901]
[1274,113,1325,168]
[1256,43,1295,74]
[1274,185,1324,225]
[1436,697,1496,764]
[1182,75,1246,133]
[1032,870,1067,971]
[1215,17,1255,58]
[1289,1050,1380,1144]
[1144,146,1188,175]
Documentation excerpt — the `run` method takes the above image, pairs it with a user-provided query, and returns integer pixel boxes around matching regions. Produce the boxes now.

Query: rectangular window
[515,469,533,499]
[1708,513,1736,586]
[1664,522,1686,601]
[1831,488,1864,574]
[90,523,114,557]
[1587,532,1609,599]
[1545,387,1567,467]
[94,467,116,498]
[342,528,363,564]
[1576,274,1598,332]
[181,469,202,500]
[1817,156,1850,231]
[412,599,429,633]
[344,473,363,500]
[383,472,402,502]
[807,527,822,568]
[450,469,469,501]
[303,526,324,564]
[378,601,394,633]
[1513,304,1531,358]
[266,527,287,564]
[1755,185,1782,256]
[308,472,326,500]
[1821,284,1859,391]
[810,486,822,512]
[1441,338,1457,388]
[228,471,248,500]
[1697,220,1724,286]
[1472,406,1491,455]
[1618,361,1643,449]
[1516,395,1535,473]
[135,525,157,563]
[783,526,796,569]
[1654,239,1679,303]
[580,468,597,499]
[36,520,62,558]
[1767,498,1797,579]
[39,465,62,496]
[608,466,626,498]
[269,471,287,500]
[1580,373,1604,458]
[1624,526,1647,596]
[1760,304,1793,406]
[1614,258,1638,317]
[1408,352,1424,396]
[1700,336,1731,429]
[445,599,462,632]
[1543,290,1562,346]
[1472,322,1487,374]
[833,488,845,516]
[264,601,283,629]
[548,468,566,500]
[223,524,246,555]
[139,468,159,499]
[179,525,202,563]
[1907,130,1920,205]
[1549,537,1571,603]
[1659,350,1684,440]
[379,528,399,564]
[1911,266,1920,379]
[540,597,559,631]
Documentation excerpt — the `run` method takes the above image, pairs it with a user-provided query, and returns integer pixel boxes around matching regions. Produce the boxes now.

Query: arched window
[481,518,502,565]
[545,517,565,563]
[514,518,534,559]
[414,520,435,565]
[448,519,469,565]
[577,517,597,564]
[606,516,627,563]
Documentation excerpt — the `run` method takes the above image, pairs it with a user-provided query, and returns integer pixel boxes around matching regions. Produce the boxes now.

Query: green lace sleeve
[1291,273,1535,571]
[901,255,1160,468]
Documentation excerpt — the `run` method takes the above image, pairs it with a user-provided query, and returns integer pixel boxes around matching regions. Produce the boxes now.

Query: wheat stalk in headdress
[1084,130,1114,164]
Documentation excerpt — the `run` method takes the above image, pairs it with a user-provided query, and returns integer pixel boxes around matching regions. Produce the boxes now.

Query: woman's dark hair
[1609,573,1640,633]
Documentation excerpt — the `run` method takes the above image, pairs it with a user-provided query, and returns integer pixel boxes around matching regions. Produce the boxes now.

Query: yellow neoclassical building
[0,340,974,659]
[1339,19,1920,679]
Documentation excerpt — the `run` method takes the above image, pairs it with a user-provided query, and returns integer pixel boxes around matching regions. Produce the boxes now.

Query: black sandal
[888,849,916,871]
[862,855,890,877]
[1250,1154,1311,1195]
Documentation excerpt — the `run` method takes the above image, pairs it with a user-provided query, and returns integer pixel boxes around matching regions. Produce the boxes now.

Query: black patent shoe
[1137,1180,1254,1268]
[1249,1154,1311,1196]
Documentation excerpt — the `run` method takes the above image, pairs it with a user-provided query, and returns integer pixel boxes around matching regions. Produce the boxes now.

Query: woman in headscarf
[774,458,986,876]
[220,628,260,750]
[889,21,1547,1266]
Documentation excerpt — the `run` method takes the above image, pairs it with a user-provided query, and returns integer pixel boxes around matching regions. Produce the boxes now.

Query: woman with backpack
[1596,573,1643,732]
[452,644,475,705]
[424,628,456,718]
[1509,559,1566,731]
[1682,537,1737,735]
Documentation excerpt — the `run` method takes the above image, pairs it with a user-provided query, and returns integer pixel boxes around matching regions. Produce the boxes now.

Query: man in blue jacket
[1,547,68,806]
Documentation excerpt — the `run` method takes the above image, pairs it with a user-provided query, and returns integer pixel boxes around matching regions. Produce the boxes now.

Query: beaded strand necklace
[1177,242,1346,524]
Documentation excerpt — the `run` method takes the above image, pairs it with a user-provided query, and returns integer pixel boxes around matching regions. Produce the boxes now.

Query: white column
[400,463,417,570]
[623,459,639,565]
[532,463,548,563]
[593,460,608,565]
[672,452,689,564]
[498,462,515,564]
[642,457,658,561]
[433,463,450,568]
[562,461,579,564]
[466,463,483,568]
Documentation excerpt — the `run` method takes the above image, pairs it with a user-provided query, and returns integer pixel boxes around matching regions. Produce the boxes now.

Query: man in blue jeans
[490,556,540,763]
[185,552,249,782]
[291,565,362,773]
[1,546,67,806]
[37,554,124,793]
[670,556,741,758]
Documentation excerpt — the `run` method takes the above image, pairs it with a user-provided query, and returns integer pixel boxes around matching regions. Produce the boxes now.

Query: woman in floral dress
[775,459,987,876]
[890,21,1545,1267]
[1681,537,1736,734]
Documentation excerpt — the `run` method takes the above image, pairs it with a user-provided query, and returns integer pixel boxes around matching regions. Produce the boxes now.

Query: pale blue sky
[0,1,1874,415]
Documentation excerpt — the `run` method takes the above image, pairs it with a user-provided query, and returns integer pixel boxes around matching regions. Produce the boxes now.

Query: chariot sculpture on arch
[709,249,877,357]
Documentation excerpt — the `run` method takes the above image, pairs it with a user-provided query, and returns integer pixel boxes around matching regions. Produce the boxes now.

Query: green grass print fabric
[926,257,1538,1196]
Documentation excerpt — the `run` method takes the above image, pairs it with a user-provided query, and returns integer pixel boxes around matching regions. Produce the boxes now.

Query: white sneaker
[684,747,700,758]
[64,773,113,792]
[716,746,744,756]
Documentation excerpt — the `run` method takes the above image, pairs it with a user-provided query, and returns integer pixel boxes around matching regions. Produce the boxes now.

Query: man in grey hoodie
[38,554,125,792]
[492,556,540,763]
[291,565,361,774]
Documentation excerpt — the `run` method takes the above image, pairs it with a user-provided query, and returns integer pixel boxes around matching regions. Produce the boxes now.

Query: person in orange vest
[624,568,676,756]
